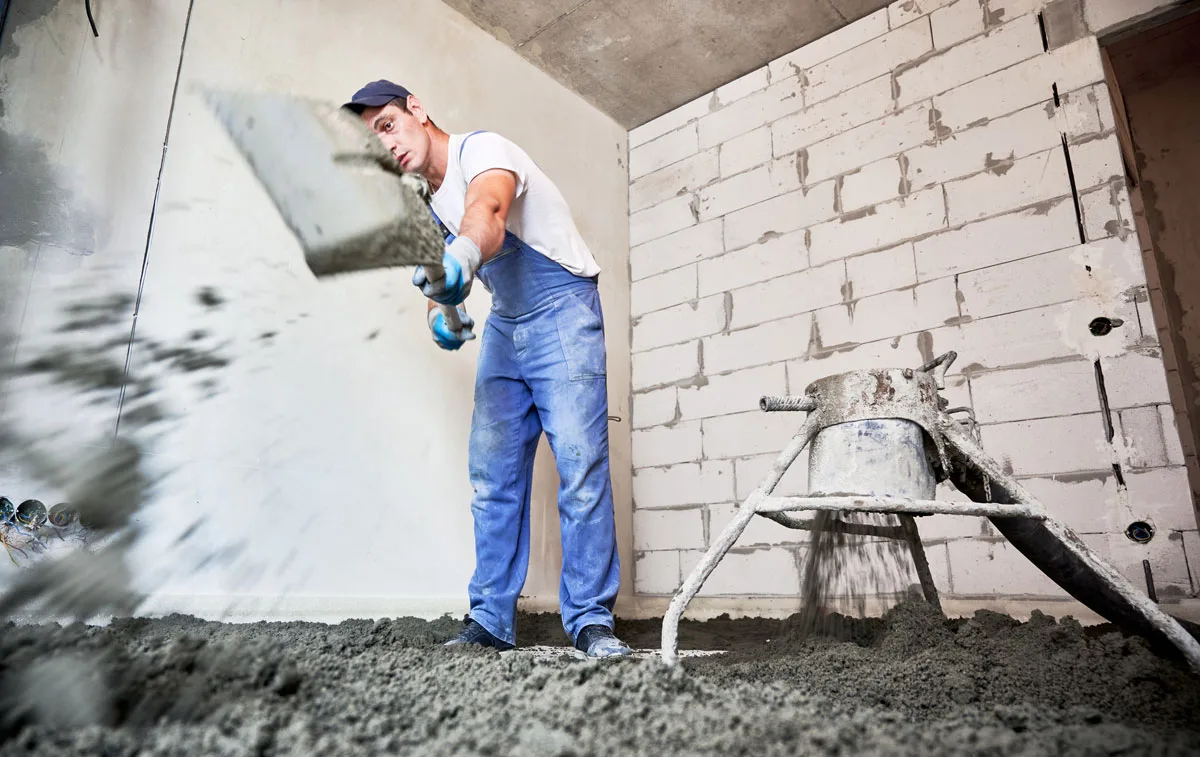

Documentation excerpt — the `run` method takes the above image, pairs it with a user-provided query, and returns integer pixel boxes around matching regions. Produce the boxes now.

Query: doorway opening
[1101,4,1200,513]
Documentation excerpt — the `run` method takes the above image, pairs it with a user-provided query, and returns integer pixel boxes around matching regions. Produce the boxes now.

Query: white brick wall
[626,0,1196,602]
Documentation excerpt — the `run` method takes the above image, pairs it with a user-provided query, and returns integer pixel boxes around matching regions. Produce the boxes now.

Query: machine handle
[423,259,464,332]
[760,395,817,412]
[439,304,463,332]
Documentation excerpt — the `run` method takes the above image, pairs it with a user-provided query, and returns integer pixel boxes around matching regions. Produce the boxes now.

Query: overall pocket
[552,289,607,381]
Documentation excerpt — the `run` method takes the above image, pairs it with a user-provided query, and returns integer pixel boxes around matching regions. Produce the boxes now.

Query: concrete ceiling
[441,0,894,129]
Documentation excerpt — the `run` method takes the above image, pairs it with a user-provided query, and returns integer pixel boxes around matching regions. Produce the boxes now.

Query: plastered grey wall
[0,0,631,621]
[625,0,1199,612]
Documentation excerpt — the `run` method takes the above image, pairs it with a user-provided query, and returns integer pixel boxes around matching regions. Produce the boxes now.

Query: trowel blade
[196,86,444,276]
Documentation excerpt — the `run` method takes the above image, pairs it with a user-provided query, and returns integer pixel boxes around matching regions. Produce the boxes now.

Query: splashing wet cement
[0,284,233,621]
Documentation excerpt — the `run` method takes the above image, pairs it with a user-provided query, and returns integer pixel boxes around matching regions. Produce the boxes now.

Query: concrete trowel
[196,86,465,331]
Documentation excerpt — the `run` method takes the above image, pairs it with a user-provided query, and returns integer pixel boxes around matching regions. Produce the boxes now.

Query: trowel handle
[439,303,464,332]
[423,258,465,332]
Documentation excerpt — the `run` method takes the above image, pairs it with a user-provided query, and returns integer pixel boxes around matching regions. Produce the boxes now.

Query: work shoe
[444,615,515,651]
[574,624,633,658]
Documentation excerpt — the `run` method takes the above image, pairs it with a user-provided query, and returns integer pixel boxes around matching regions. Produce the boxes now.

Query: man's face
[360,99,430,174]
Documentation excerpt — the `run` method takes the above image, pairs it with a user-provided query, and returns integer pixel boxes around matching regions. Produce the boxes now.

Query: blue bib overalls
[430,134,620,645]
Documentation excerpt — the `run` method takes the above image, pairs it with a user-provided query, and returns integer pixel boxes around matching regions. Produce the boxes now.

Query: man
[343,80,631,658]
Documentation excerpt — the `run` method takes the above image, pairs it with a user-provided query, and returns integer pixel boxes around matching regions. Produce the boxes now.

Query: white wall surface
[0,0,630,621]
[626,0,1199,609]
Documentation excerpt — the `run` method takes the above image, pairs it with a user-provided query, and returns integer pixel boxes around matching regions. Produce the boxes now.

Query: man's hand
[413,236,481,306]
[412,169,517,306]
[427,305,475,351]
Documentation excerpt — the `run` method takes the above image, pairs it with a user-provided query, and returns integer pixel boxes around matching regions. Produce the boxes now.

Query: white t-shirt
[429,131,601,278]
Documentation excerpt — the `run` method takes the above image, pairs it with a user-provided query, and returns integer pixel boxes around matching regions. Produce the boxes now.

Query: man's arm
[457,168,518,264]
[417,167,518,309]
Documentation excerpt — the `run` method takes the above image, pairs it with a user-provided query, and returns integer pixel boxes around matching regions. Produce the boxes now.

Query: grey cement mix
[1,600,1199,756]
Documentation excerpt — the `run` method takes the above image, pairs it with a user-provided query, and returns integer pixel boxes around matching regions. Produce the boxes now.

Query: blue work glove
[413,236,482,307]
[427,305,475,351]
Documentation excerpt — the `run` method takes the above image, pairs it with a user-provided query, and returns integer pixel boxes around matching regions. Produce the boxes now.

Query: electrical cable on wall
[85,0,99,37]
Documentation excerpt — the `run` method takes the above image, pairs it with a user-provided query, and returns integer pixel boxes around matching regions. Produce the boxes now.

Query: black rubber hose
[85,0,98,37]
[948,454,1200,661]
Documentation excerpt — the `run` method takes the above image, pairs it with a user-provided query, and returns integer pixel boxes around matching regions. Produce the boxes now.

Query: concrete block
[632,294,727,353]
[723,182,839,252]
[702,407,809,460]
[633,386,679,430]
[632,421,703,468]
[845,243,917,300]
[690,547,802,596]
[1068,134,1126,190]
[1057,84,1107,143]
[815,276,960,347]
[1118,405,1169,469]
[807,18,933,107]
[985,0,1050,23]
[631,220,723,282]
[699,161,798,222]
[730,261,847,330]
[889,0,958,28]
[735,449,810,500]
[955,304,1078,370]
[971,358,1097,423]
[629,149,720,213]
[1019,473,1114,534]
[806,102,935,185]
[630,194,697,247]
[914,198,1079,280]
[933,41,1103,133]
[703,313,812,374]
[618,135,686,189]
[769,8,890,81]
[632,341,700,391]
[897,14,1044,108]
[1039,0,1087,50]
[634,550,681,595]
[1078,183,1126,243]
[905,102,1062,192]
[678,363,788,422]
[1083,0,1182,36]
[809,187,947,266]
[631,264,697,317]
[788,322,963,393]
[979,412,1111,476]
[717,67,770,106]
[919,482,993,540]
[633,507,705,551]
[957,246,1083,320]
[945,148,1071,225]
[720,127,772,178]
[1048,36,1106,93]
[633,460,736,508]
[698,77,806,150]
[698,229,808,297]
[840,158,905,213]
[1160,405,1186,466]
[1100,351,1172,409]
[1181,530,1200,593]
[629,92,711,149]
[931,0,987,48]
[708,502,809,547]
[1100,529,1196,598]
[630,123,700,179]
[945,538,1069,596]
[772,76,897,157]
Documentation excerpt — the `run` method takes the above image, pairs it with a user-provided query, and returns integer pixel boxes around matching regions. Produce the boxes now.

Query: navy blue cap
[342,79,413,113]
